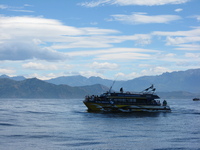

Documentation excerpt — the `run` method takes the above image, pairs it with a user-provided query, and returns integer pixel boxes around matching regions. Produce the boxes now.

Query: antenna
[108,77,118,93]
[108,80,116,93]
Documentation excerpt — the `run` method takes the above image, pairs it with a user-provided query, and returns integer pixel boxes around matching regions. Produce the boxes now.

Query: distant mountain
[0,74,26,81]
[0,68,200,98]
[158,91,200,99]
[78,84,110,96]
[45,68,200,93]
[0,78,109,99]
[46,75,114,87]
[46,75,87,86]
[119,68,200,93]
[0,76,199,99]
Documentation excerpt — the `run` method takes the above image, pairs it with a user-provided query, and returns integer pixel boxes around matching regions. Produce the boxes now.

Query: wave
[24,111,54,115]
[0,122,16,126]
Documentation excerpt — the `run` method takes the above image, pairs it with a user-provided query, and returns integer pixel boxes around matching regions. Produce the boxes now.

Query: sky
[0,0,200,80]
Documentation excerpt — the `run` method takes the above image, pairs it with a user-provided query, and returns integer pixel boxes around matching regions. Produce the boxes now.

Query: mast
[108,80,116,93]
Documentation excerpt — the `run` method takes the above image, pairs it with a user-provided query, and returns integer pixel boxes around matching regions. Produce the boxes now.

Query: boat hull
[83,101,171,112]
[193,98,200,101]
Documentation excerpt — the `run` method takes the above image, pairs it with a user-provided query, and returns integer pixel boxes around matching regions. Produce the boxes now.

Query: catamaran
[83,85,171,112]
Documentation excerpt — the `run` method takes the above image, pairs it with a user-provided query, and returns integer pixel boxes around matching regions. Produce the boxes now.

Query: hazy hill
[0,78,109,99]
[0,74,26,81]
[0,76,199,99]
[78,84,110,95]
[0,68,200,98]
[45,68,200,93]
[158,91,200,99]
[119,68,200,93]
[46,75,114,87]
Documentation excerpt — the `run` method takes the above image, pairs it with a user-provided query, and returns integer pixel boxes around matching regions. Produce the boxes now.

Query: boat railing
[85,95,164,106]
[85,95,101,101]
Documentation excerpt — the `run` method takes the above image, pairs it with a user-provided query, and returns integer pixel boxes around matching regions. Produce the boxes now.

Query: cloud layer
[0,41,67,61]
[109,12,181,24]
[0,15,119,61]
[79,0,190,7]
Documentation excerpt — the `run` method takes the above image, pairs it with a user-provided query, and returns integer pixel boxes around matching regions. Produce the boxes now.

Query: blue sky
[0,0,200,80]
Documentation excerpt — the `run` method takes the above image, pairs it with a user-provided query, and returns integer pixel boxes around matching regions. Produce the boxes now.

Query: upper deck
[100,92,160,100]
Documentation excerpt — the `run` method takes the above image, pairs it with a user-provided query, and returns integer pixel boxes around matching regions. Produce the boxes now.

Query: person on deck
[163,100,167,106]
[120,87,123,93]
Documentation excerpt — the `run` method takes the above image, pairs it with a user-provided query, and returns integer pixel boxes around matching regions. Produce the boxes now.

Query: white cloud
[90,22,98,25]
[112,0,190,6]
[0,5,8,9]
[115,72,139,80]
[79,71,106,78]
[0,68,15,74]
[9,9,34,13]
[190,15,200,22]
[95,52,151,60]
[175,44,200,51]
[66,47,159,58]
[90,62,119,70]
[0,15,121,61]
[25,73,55,80]
[165,53,176,57]
[166,36,200,45]
[133,34,152,45]
[81,27,119,35]
[196,16,200,22]
[0,16,84,39]
[0,15,155,63]
[52,38,113,49]
[153,27,200,37]
[24,4,33,7]
[114,66,173,80]
[185,53,200,58]
[175,8,183,12]
[22,62,58,70]
[51,34,151,50]
[78,0,111,7]
[79,0,190,7]
[141,66,172,75]
[0,15,119,44]
[0,4,34,13]
[0,41,68,61]
[109,12,181,24]
[152,27,200,50]
[27,71,83,80]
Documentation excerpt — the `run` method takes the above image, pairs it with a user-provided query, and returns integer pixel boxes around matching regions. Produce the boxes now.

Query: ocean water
[0,98,200,150]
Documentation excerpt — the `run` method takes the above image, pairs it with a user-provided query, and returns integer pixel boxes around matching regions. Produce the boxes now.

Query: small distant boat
[193,98,200,101]
[83,85,171,112]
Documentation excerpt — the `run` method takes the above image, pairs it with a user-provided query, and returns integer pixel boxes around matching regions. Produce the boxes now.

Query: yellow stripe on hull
[83,101,171,112]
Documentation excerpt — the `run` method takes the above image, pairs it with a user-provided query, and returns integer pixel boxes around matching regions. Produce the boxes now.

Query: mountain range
[0,74,26,81]
[0,68,200,99]
[46,68,200,93]
[0,78,109,99]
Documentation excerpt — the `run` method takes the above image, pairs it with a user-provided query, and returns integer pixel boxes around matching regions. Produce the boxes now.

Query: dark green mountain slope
[0,78,109,98]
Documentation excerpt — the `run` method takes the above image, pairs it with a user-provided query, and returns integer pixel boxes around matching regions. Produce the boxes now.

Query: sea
[0,98,200,150]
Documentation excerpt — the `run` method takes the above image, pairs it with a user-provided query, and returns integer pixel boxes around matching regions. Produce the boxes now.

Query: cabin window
[131,99,136,102]
[136,99,147,103]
